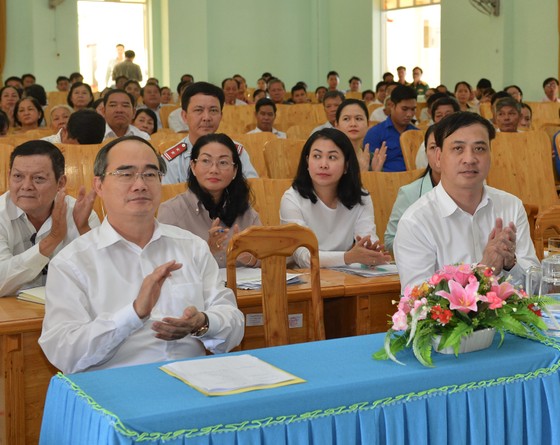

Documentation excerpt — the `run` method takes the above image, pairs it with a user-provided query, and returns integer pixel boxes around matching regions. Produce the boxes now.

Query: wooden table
[0,270,402,444]
[0,297,57,445]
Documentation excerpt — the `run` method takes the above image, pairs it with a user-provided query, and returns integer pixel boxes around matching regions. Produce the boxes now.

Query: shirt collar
[97,217,162,250]
[435,182,491,217]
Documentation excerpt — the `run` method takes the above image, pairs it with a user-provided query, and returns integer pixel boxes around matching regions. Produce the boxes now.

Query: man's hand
[152,306,206,341]
[72,186,97,235]
[39,190,68,257]
[480,218,517,274]
[133,260,183,319]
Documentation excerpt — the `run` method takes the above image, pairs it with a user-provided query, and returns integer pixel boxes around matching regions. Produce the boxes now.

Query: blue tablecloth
[40,333,560,445]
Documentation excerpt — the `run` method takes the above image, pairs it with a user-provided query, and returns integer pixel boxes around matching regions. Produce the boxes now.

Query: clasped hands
[133,260,207,341]
[344,235,392,267]
[481,218,517,274]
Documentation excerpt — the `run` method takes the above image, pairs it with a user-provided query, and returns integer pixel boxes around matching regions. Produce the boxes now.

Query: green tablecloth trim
[58,334,560,442]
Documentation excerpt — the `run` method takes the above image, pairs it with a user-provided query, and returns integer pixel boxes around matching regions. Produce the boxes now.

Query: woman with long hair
[158,133,261,267]
[280,128,391,268]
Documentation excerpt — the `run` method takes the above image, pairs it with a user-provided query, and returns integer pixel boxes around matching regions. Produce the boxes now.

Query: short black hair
[69,72,83,82]
[66,109,106,144]
[10,140,65,181]
[434,112,496,149]
[390,85,417,105]
[24,84,47,106]
[327,71,339,79]
[476,78,492,89]
[503,84,523,98]
[181,81,225,111]
[494,97,521,114]
[103,88,136,108]
[323,90,345,103]
[362,89,375,100]
[124,79,141,90]
[4,76,22,86]
[349,76,361,84]
[255,97,276,114]
[430,96,460,117]
[543,77,559,88]
[375,81,387,93]
[56,76,70,84]
[292,128,367,209]
[124,50,135,58]
[141,83,161,96]
[0,109,9,134]
[291,84,306,95]
[490,90,512,106]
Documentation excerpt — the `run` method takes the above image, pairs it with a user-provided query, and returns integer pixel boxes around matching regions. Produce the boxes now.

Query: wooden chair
[400,129,424,170]
[534,205,560,260]
[247,178,267,223]
[265,178,293,225]
[263,139,305,179]
[160,105,180,129]
[60,144,105,220]
[231,132,277,178]
[361,169,424,241]
[479,102,493,120]
[526,102,560,122]
[160,183,187,204]
[487,131,558,211]
[226,224,325,347]
[47,91,68,106]
[345,91,362,100]
[0,143,14,192]
[286,123,317,140]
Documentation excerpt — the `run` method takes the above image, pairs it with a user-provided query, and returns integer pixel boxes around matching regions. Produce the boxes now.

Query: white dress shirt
[247,127,286,139]
[280,187,378,267]
[0,192,100,296]
[369,107,389,122]
[39,219,244,374]
[168,108,189,133]
[394,183,539,291]
[310,121,333,135]
[104,123,150,141]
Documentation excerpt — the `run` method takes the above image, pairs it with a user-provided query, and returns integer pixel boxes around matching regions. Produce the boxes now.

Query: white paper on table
[218,267,303,290]
[331,263,399,277]
[161,354,304,394]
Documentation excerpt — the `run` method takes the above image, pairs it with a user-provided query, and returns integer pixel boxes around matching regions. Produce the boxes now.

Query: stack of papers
[17,286,46,304]
[161,354,305,396]
[331,263,399,278]
[219,267,303,290]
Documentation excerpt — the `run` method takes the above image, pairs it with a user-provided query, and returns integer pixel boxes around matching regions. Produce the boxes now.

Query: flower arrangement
[374,263,554,367]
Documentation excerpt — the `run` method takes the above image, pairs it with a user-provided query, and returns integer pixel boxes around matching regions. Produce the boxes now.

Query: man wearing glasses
[162,81,258,183]
[40,136,244,374]
[542,77,560,103]
[0,141,99,296]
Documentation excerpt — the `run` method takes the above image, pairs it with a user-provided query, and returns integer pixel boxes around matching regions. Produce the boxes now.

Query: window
[78,1,149,92]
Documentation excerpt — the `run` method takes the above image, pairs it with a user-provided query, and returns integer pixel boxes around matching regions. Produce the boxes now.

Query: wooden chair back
[286,124,316,140]
[0,143,14,192]
[534,205,560,260]
[275,104,320,131]
[232,132,278,178]
[160,105,180,129]
[345,91,362,100]
[487,131,559,211]
[47,91,68,106]
[400,129,424,170]
[526,102,560,122]
[479,102,493,119]
[247,178,267,223]
[361,169,424,240]
[160,183,187,205]
[263,139,305,179]
[226,224,325,347]
[59,143,105,219]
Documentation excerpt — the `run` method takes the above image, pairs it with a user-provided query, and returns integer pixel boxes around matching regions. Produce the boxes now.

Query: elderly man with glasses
[40,136,244,374]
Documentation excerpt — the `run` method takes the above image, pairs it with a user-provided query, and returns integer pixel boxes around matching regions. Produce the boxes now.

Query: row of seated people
[2,106,555,375]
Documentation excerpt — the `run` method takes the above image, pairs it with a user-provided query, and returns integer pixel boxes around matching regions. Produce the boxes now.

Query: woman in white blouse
[280,128,391,268]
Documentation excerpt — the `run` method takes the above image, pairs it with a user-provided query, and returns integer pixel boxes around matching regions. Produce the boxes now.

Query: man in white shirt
[247,98,286,138]
[394,112,538,291]
[39,136,244,374]
[222,78,246,106]
[493,97,521,133]
[162,82,258,183]
[0,141,99,296]
[102,89,150,140]
[542,77,560,103]
[311,90,345,134]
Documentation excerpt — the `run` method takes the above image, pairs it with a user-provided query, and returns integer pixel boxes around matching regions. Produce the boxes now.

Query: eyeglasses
[194,158,235,170]
[102,169,164,183]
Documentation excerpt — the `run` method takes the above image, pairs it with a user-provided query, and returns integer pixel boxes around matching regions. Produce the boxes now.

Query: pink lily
[392,310,408,331]
[436,276,480,313]
[491,281,517,301]
[484,291,505,309]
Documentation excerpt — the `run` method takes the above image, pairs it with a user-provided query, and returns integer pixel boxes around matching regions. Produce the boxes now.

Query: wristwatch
[191,312,209,337]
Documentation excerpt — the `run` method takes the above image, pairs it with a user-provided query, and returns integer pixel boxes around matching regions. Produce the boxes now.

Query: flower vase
[432,328,496,355]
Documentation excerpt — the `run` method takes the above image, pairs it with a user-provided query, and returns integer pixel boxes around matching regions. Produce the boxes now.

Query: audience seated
[454,81,478,112]
[290,83,309,104]
[494,96,521,132]
[102,89,150,140]
[222,78,246,106]
[67,82,94,111]
[138,83,163,129]
[394,112,538,290]
[13,97,44,132]
[162,81,257,184]
[39,135,244,373]
[49,105,72,133]
[363,85,418,172]
[158,133,261,268]
[43,108,106,144]
[280,128,390,268]
[0,86,21,128]
[124,80,142,104]
[0,140,99,296]
[348,76,362,93]
[267,78,288,105]
[542,77,560,102]
[311,90,344,134]
[247,98,286,138]
[132,108,158,136]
